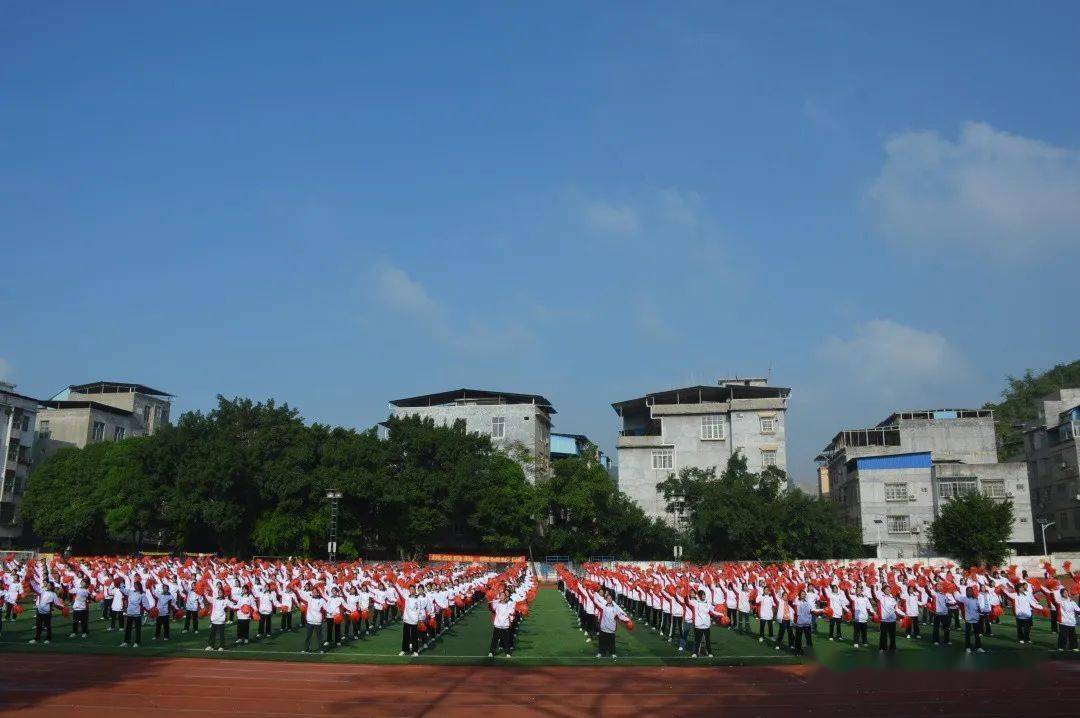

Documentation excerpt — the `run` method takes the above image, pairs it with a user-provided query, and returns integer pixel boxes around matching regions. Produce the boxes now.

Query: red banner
[427,553,526,563]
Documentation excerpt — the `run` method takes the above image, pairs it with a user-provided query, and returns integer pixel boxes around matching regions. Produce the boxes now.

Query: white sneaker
[595,653,601,658]
[412,652,419,657]
[120,642,128,647]
[708,654,713,658]
[132,643,139,648]
[977,648,986,653]
[585,637,591,643]
[966,648,972,653]
[758,637,764,642]
[69,633,77,638]
[217,647,224,652]
[612,654,617,659]
[690,653,697,658]
[28,639,37,645]
[488,652,494,658]
[43,640,50,645]
[205,646,212,651]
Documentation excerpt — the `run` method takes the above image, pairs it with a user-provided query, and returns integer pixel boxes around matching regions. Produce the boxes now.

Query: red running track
[2,653,1079,717]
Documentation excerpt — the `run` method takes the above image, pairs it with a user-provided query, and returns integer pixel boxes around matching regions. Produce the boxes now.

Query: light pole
[326,490,343,562]
[911,525,921,559]
[873,518,884,558]
[1038,518,1055,558]
[673,544,683,562]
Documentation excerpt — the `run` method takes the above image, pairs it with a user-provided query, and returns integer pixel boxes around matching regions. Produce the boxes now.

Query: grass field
[2,587,1077,670]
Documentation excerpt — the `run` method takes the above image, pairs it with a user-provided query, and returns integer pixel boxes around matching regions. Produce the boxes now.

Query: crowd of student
[566,560,1080,657]
[0,554,530,656]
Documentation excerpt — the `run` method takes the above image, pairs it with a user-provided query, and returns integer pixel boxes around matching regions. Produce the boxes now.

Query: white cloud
[658,187,704,229]
[583,201,640,235]
[868,122,1080,255]
[0,358,10,381]
[371,264,441,318]
[368,263,533,354]
[820,319,965,395]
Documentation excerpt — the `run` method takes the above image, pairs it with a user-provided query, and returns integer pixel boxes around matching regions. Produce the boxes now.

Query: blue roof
[854,452,932,471]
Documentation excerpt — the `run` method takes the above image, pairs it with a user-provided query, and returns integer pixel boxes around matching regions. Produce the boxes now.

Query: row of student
[581,560,1080,654]
[1,555,507,653]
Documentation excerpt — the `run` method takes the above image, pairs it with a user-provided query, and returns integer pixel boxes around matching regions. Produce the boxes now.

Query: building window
[651,449,674,470]
[700,415,725,440]
[20,415,30,432]
[939,478,977,500]
[759,416,776,434]
[5,444,15,462]
[981,480,1006,499]
[761,450,777,467]
[92,422,105,442]
[114,426,126,441]
[143,406,151,423]
[1060,512,1069,530]
[491,416,506,439]
[1033,432,1043,449]
[884,483,908,502]
[887,515,910,534]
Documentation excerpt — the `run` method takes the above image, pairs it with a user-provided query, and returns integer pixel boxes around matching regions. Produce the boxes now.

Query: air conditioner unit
[908,494,918,502]
[1006,492,1014,498]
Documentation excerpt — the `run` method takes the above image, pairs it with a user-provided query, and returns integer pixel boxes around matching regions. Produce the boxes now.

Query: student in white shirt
[182,584,203,633]
[757,587,777,642]
[29,580,64,645]
[960,587,985,653]
[151,584,177,641]
[120,581,151,647]
[1005,583,1044,644]
[825,585,848,641]
[595,591,630,659]
[849,590,872,647]
[69,577,91,638]
[399,584,425,656]
[1055,587,1079,652]
[487,588,516,658]
[202,585,234,651]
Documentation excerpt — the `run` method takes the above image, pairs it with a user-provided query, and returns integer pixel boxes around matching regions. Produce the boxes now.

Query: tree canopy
[23,396,674,561]
[985,359,1080,459]
[658,452,862,562]
[929,491,1014,568]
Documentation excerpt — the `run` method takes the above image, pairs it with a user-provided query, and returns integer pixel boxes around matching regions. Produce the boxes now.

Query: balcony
[616,435,668,449]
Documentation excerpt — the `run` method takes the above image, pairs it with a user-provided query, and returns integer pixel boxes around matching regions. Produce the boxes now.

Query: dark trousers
[209,623,226,649]
[1017,616,1033,642]
[794,625,812,652]
[280,611,293,631]
[964,621,982,650]
[950,608,960,629]
[258,613,272,636]
[304,621,323,651]
[598,630,616,656]
[982,614,993,636]
[237,619,250,641]
[878,621,897,651]
[110,608,123,630]
[1058,625,1078,650]
[124,616,142,644]
[35,613,53,641]
[329,618,342,644]
[777,620,792,647]
[759,618,774,638]
[932,614,951,643]
[692,626,712,655]
[402,622,419,653]
[72,609,89,636]
[184,610,199,632]
[853,621,868,644]
[155,616,170,639]
[828,617,842,639]
[738,611,751,631]
[905,616,920,638]
[489,626,512,655]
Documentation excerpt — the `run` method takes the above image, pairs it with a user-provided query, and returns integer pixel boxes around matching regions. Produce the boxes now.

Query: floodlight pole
[1038,518,1055,558]
[326,490,343,562]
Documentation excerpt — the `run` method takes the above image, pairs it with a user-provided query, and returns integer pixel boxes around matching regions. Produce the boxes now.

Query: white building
[819,409,1035,557]
[0,382,40,546]
[388,388,554,482]
[612,378,790,523]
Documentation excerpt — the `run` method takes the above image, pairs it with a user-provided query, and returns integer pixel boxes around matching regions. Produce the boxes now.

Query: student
[595,591,631,659]
[874,586,902,652]
[487,588,516,658]
[326,586,345,647]
[278,587,296,632]
[774,593,794,650]
[757,586,776,642]
[901,587,921,639]
[400,584,425,657]
[297,585,328,653]
[234,585,256,645]
[1006,583,1044,644]
[255,584,275,638]
[826,585,848,641]
[850,588,872,648]
[203,585,233,652]
[182,584,203,634]
[792,590,817,655]
[1055,587,1079,652]
[960,587,985,653]
[687,589,724,658]
[121,580,150,647]
[29,580,64,645]
[69,577,91,638]
[931,583,952,645]
[151,584,177,641]
[108,580,126,632]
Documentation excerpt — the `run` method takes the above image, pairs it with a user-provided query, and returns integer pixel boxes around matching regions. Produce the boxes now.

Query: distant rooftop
[69,381,174,398]
[390,388,556,414]
[40,400,135,417]
[612,382,789,412]
[875,409,992,427]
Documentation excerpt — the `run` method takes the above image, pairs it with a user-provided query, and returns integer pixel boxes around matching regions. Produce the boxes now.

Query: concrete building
[36,381,173,460]
[388,388,554,481]
[0,383,40,546]
[818,409,1034,558]
[817,465,831,499]
[1023,388,1080,549]
[612,378,790,523]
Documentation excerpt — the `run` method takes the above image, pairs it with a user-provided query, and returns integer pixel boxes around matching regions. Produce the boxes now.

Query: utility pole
[326,490,343,562]
[1038,518,1055,558]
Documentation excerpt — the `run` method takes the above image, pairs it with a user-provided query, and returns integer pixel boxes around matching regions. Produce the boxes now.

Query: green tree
[929,491,1014,567]
[985,359,1080,459]
[22,444,110,549]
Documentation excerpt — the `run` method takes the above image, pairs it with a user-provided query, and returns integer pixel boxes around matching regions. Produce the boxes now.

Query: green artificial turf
[1,587,1077,669]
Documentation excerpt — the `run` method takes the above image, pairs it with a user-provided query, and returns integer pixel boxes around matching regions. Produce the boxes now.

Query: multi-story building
[0,382,39,546]
[1023,388,1080,549]
[817,465,831,499]
[388,388,554,482]
[818,409,1034,558]
[36,381,173,460]
[612,378,790,523]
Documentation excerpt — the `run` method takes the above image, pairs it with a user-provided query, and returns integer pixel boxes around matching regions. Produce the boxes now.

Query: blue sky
[3,2,1079,490]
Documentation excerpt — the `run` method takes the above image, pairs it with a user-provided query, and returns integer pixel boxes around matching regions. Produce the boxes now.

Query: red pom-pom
[417,620,427,632]
[239,605,252,617]
[333,612,344,625]
[625,619,634,631]
[61,605,71,618]
[361,609,370,621]
[279,605,289,614]
[198,607,210,618]
[349,610,361,622]
[12,604,24,616]
[149,607,159,619]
